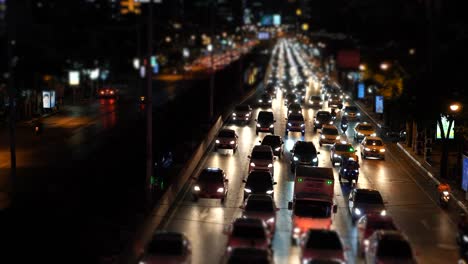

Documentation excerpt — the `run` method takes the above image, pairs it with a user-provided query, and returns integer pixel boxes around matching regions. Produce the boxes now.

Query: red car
[97,87,118,98]
[224,218,272,252]
[356,214,398,257]
[240,194,279,234]
[191,168,229,203]
[300,229,347,263]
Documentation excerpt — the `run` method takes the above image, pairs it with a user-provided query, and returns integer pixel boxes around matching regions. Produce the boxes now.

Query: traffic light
[120,0,141,15]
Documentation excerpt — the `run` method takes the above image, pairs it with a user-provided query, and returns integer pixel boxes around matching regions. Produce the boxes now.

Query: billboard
[463,154,468,191]
[258,32,270,40]
[375,95,384,114]
[42,91,51,109]
[436,115,455,139]
[357,83,365,99]
[336,49,360,69]
[273,14,281,26]
[260,15,273,26]
[50,91,56,108]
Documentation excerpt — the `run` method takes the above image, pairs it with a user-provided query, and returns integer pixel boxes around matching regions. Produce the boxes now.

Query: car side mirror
[224,179,229,182]
[333,204,338,213]
[273,182,278,185]
[242,180,247,183]
[288,201,293,210]
[248,155,251,159]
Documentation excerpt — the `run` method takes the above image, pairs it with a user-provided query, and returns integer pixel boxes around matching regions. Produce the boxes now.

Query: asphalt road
[155,44,460,264]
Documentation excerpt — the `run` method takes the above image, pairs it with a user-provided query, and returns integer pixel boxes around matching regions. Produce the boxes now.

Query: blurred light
[165,36,172,43]
[450,103,461,112]
[68,71,80,86]
[207,44,213,52]
[90,68,100,80]
[301,23,309,31]
[296,8,302,16]
[359,64,366,71]
[380,62,390,71]
[409,48,416,55]
[133,58,140,69]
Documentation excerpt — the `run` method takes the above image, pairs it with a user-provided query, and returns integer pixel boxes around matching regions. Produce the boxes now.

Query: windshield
[317,112,331,118]
[262,136,280,146]
[305,232,343,250]
[288,115,304,121]
[232,225,266,239]
[294,143,316,155]
[345,106,358,112]
[377,239,413,258]
[335,144,354,152]
[218,130,235,138]
[245,199,274,212]
[322,128,338,135]
[359,125,374,131]
[258,112,274,121]
[311,96,321,101]
[294,200,332,218]
[355,192,384,204]
[147,238,184,256]
[369,220,396,230]
[199,171,223,183]
[251,151,273,160]
[366,139,383,146]
[235,105,250,112]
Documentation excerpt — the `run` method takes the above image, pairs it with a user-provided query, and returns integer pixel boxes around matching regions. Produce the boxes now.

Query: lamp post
[439,102,462,179]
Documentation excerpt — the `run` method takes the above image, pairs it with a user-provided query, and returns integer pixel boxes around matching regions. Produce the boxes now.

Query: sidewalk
[354,100,468,213]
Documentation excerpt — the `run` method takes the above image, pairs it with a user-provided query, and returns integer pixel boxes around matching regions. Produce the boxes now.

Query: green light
[349,147,354,152]
[326,180,333,185]
[297,178,303,182]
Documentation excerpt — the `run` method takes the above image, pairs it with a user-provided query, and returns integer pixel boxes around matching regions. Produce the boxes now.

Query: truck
[288,165,337,245]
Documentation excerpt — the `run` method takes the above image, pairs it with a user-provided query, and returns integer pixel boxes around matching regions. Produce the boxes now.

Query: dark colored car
[314,111,333,131]
[138,231,192,264]
[97,87,119,99]
[290,141,320,172]
[300,229,346,264]
[265,83,277,99]
[223,248,274,264]
[232,104,253,124]
[260,135,284,158]
[348,188,387,223]
[240,194,279,234]
[258,93,273,108]
[287,102,303,115]
[284,93,299,106]
[357,214,398,257]
[285,113,306,136]
[191,167,229,202]
[243,171,277,200]
[343,105,360,120]
[255,111,275,135]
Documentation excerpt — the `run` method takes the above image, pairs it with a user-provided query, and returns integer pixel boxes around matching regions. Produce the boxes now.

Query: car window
[235,105,250,111]
[218,130,235,138]
[294,142,316,154]
[232,225,266,239]
[305,232,343,250]
[335,144,354,152]
[199,171,223,183]
[355,192,384,204]
[288,115,304,121]
[345,106,358,112]
[366,139,383,146]
[322,128,338,135]
[262,136,280,145]
[147,237,184,256]
[258,112,274,121]
[251,151,273,160]
[245,199,274,212]
[317,112,331,117]
[377,239,413,258]
[358,125,374,131]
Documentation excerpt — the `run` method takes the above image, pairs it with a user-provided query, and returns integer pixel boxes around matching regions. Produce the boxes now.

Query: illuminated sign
[463,154,468,191]
[69,71,80,86]
[273,14,281,26]
[375,95,384,114]
[42,91,51,109]
[436,115,455,139]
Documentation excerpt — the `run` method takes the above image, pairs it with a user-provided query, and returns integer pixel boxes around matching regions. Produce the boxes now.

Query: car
[243,171,277,200]
[300,229,347,264]
[97,87,118,99]
[214,129,238,153]
[138,231,191,264]
[260,135,284,158]
[222,247,274,264]
[265,84,278,99]
[255,111,275,135]
[285,113,306,136]
[258,93,273,108]
[328,96,343,109]
[348,188,387,223]
[240,194,279,234]
[224,218,272,252]
[287,102,303,115]
[290,141,320,172]
[313,111,333,131]
[365,230,417,264]
[284,92,299,106]
[232,104,253,124]
[338,158,360,185]
[342,105,360,120]
[353,122,377,142]
[309,95,323,108]
[248,145,275,176]
[318,124,340,146]
[357,214,398,257]
[191,167,229,202]
[360,136,386,160]
[330,141,358,166]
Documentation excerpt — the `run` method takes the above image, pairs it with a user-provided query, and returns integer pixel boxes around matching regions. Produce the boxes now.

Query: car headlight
[294,227,301,234]
[344,112,348,115]
[232,113,236,116]
[215,140,220,144]
[321,135,325,139]
[256,124,261,127]
[380,210,387,216]
[266,217,275,224]
[293,156,299,161]
[371,133,377,136]
[312,157,318,162]
[364,239,370,246]
[463,235,468,243]
[315,120,319,124]
[194,185,200,191]
[266,190,274,194]
[275,147,280,151]
[357,113,361,116]
[344,169,347,172]
[354,208,362,215]
[268,100,272,103]
[268,163,273,168]
[329,121,333,124]
[319,102,323,105]
[301,124,305,127]
[288,122,292,126]
[334,154,339,157]
[443,191,449,196]
[358,132,363,135]
[217,187,224,193]
[246,113,250,116]
[379,149,385,152]
[269,124,274,128]
[355,169,359,172]
[230,140,235,144]
[244,188,252,193]
[250,162,255,167]
[364,147,371,151]
[258,99,263,103]
[336,136,340,139]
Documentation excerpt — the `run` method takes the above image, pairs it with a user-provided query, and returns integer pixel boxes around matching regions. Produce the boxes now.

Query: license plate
[261,128,269,131]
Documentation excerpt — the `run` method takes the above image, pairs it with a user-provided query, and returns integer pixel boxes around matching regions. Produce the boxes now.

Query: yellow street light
[296,8,302,16]
[450,103,462,113]
[301,23,309,31]
[380,62,390,71]
[359,64,366,71]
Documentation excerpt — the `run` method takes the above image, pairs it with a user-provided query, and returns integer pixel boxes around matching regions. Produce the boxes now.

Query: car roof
[322,124,337,129]
[152,231,187,241]
[364,136,383,141]
[374,230,408,241]
[248,170,273,178]
[355,188,380,194]
[252,145,273,152]
[246,194,274,203]
[288,113,304,119]
[233,217,265,226]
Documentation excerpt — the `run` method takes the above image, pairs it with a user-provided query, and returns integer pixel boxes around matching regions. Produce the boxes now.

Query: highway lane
[155,41,459,264]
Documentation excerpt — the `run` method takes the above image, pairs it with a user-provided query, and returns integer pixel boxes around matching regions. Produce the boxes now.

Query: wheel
[301,131,305,136]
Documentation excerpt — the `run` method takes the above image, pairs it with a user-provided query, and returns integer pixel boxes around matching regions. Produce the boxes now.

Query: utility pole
[145,2,153,207]
[208,0,216,120]
[238,0,246,95]
[6,0,17,199]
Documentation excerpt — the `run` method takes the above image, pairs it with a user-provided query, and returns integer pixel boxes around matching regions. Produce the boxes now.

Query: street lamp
[380,62,390,71]
[439,102,463,178]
